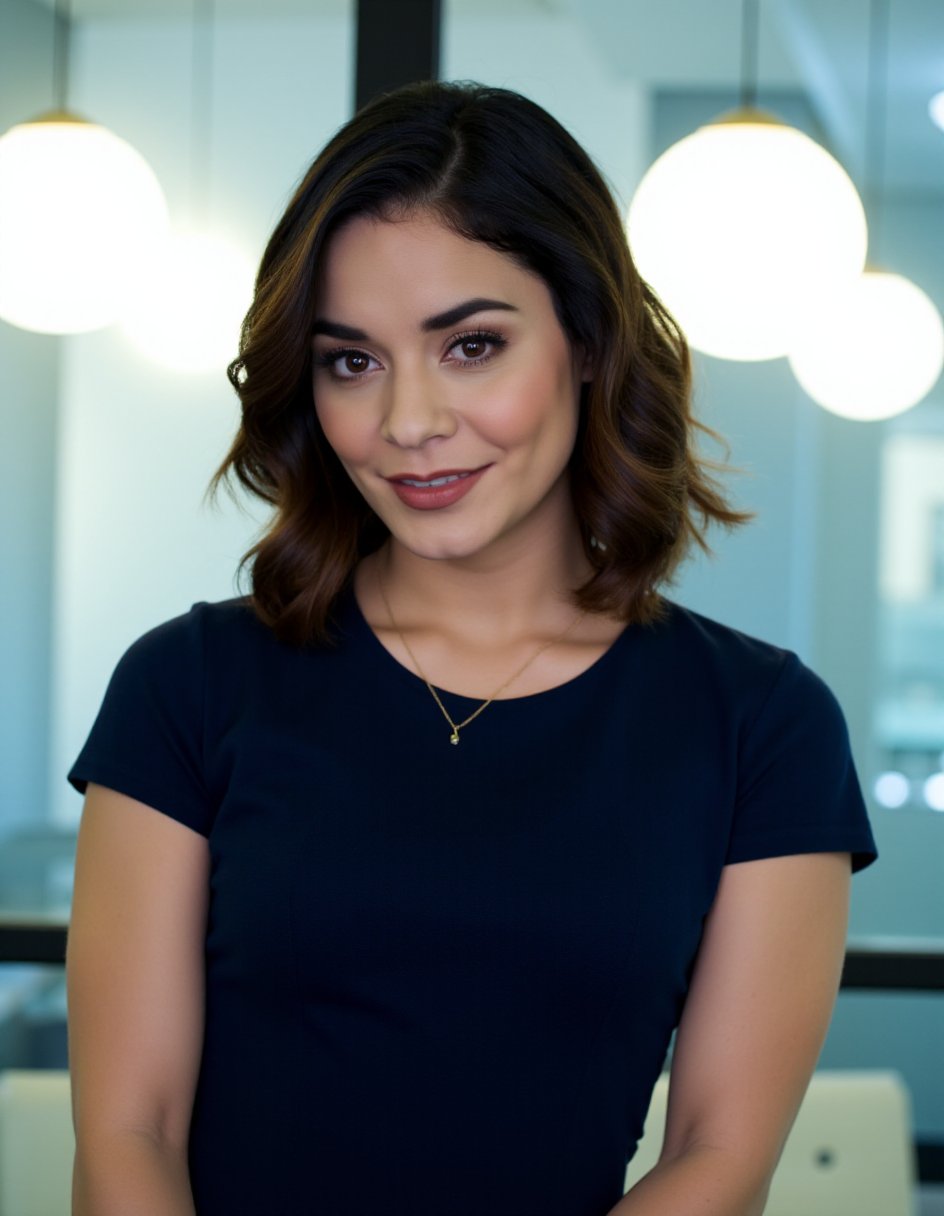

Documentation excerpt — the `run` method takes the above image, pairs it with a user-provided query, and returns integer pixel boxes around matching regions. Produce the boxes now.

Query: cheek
[474,362,578,450]
[314,396,370,465]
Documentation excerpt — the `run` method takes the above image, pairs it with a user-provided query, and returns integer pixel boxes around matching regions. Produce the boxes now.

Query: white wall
[442,7,651,211]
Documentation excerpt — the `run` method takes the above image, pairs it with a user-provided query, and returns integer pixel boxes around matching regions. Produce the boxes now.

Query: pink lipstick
[384,462,491,505]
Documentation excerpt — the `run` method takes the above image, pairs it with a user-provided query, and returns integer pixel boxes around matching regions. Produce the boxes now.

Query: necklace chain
[376,565,587,745]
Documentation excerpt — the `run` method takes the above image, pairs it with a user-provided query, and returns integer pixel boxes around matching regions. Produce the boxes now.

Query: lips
[386,467,485,485]
[386,464,490,510]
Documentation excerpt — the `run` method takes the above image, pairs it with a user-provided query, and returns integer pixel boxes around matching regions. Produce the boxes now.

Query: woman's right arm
[66,782,211,1215]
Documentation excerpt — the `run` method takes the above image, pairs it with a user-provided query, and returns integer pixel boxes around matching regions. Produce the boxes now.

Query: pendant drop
[450,730,460,745]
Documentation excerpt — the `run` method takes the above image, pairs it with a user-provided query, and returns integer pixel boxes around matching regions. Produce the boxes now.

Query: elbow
[656,1139,778,1216]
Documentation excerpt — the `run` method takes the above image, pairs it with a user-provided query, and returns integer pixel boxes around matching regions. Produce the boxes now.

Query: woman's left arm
[606,850,852,1216]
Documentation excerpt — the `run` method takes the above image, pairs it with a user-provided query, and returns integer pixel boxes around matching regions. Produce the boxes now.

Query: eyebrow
[311,297,519,341]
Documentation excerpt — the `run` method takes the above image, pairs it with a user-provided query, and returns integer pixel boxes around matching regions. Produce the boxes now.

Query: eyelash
[313,329,507,383]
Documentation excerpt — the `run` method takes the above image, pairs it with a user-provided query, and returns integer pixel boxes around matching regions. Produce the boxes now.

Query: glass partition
[876,424,944,814]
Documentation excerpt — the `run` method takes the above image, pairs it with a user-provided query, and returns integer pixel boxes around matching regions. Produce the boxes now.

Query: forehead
[314,211,540,305]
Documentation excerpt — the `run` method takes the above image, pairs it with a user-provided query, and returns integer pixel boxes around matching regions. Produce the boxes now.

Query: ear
[575,343,594,383]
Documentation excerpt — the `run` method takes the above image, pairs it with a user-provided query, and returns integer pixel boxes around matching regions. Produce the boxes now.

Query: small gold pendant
[450,730,460,745]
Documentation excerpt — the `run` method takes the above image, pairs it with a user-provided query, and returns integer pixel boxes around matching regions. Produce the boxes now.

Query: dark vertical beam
[355,0,441,113]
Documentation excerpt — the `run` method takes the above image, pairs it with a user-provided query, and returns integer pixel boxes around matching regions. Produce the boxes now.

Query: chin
[387,522,495,562]
[400,537,486,562]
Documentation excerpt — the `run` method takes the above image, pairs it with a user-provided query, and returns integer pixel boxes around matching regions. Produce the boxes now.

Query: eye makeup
[313,328,508,383]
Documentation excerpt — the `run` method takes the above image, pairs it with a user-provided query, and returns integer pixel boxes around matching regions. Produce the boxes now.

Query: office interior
[0,0,941,1213]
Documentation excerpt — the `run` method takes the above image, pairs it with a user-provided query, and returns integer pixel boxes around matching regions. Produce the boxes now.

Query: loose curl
[206,78,752,649]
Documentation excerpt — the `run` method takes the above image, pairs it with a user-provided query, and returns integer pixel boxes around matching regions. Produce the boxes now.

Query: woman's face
[311,209,592,564]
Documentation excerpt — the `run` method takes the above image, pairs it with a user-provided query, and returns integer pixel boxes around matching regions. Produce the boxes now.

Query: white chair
[0,1070,73,1216]
[625,1069,918,1216]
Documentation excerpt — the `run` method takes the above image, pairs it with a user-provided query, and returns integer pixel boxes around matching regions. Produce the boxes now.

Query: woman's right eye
[313,348,378,381]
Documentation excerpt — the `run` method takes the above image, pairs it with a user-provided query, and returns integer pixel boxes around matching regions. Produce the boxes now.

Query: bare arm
[73,1129,195,1216]
[67,783,210,1215]
[605,851,852,1216]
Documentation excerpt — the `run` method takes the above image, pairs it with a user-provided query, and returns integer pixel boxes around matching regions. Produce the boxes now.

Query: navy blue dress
[67,581,878,1216]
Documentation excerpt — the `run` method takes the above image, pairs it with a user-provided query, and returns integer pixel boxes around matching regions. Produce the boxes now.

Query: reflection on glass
[0,826,76,919]
[923,772,944,812]
[874,771,910,809]
[0,965,67,1071]
[877,430,944,811]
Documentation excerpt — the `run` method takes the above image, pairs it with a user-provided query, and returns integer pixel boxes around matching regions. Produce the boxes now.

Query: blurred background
[0,0,941,1212]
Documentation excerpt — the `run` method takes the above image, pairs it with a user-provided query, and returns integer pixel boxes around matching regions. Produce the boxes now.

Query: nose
[380,360,457,449]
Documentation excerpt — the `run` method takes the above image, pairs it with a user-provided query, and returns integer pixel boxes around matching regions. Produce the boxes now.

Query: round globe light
[0,114,170,334]
[873,771,910,809]
[626,110,868,362]
[119,229,256,374]
[923,772,944,812]
[788,270,944,420]
[929,90,944,133]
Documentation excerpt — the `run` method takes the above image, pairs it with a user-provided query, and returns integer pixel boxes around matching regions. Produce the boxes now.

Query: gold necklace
[377,567,588,745]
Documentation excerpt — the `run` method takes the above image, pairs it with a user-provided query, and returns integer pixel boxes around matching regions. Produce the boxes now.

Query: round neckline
[343,579,636,706]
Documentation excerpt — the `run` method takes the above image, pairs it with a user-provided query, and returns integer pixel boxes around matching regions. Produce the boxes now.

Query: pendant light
[625,0,867,362]
[118,0,255,374]
[788,0,944,420]
[0,0,169,334]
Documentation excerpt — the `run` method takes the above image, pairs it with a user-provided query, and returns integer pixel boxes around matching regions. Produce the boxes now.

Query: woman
[66,80,878,1216]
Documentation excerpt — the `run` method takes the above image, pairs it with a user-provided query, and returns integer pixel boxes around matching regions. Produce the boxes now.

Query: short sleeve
[726,651,878,873]
[66,603,214,837]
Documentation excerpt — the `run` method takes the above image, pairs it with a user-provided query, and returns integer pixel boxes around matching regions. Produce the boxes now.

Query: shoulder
[105,597,264,694]
[650,604,877,871]
[649,598,822,713]
[655,598,789,671]
[115,593,361,707]
[126,595,257,650]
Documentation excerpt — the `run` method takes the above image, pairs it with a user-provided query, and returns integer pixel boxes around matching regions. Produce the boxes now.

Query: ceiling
[28,0,944,195]
[560,0,944,195]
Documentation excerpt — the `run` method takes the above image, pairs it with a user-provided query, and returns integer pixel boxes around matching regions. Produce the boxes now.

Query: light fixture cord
[864,0,889,266]
[53,0,71,111]
[739,0,760,110]
[190,0,214,229]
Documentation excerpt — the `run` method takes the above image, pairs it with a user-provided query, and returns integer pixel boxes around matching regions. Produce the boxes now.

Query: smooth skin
[67,783,207,1214]
[66,206,853,1216]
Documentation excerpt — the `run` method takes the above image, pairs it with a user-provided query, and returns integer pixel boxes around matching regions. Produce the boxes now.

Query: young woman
[66,80,878,1216]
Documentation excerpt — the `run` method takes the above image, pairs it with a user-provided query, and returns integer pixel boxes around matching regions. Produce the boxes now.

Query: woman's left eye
[314,348,377,380]
[448,329,507,366]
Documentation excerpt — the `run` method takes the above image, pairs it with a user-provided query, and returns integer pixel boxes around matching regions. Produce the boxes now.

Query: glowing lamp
[873,771,909,808]
[789,270,944,420]
[626,110,868,362]
[119,229,256,373]
[929,90,944,133]
[924,772,944,812]
[0,113,169,334]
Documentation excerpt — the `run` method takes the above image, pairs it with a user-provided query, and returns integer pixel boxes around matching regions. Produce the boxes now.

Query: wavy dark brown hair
[205,78,752,649]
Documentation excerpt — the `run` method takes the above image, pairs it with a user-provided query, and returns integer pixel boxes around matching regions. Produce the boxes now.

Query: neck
[367,516,595,648]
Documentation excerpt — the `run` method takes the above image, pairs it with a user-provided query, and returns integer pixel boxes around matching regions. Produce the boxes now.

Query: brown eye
[313,347,378,381]
[448,329,507,367]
